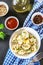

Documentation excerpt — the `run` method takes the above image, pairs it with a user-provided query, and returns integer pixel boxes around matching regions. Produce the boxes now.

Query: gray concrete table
[0,0,43,65]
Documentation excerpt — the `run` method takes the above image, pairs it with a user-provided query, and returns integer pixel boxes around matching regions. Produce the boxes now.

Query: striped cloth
[3,0,43,65]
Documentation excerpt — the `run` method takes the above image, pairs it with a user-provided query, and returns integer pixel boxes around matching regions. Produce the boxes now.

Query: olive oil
[12,0,34,13]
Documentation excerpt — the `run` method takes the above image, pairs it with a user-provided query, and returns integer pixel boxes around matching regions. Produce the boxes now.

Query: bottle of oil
[12,0,34,13]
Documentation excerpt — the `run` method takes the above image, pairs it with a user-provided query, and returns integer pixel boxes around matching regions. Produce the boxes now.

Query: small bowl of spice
[0,1,9,17]
[31,12,43,25]
[5,16,19,30]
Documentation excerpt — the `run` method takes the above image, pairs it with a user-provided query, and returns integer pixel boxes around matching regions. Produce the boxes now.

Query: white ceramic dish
[0,1,9,17]
[5,16,19,30]
[9,27,41,59]
[31,12,43,25]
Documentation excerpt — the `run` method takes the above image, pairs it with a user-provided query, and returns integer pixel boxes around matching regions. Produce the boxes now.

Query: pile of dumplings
[11,30,38,56]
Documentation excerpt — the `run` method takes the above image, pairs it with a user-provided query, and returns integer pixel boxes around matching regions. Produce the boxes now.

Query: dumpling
[31,45,37,52]
[21,30,29,39]
[29,38,37,45]
[22,43,31,50]
[17,35,23,44]
[18,50,25,55]
[12,35,17,41]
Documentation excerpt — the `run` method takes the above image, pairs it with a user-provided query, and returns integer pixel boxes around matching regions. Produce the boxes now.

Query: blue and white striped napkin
[3,0,43,65]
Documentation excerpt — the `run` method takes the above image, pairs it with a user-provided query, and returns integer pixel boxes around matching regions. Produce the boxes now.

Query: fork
[28,52,43,65]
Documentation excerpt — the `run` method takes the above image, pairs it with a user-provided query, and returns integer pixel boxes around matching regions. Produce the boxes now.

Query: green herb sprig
[0,31,6,40]
[0,24,5,30]
[0,23,9,40]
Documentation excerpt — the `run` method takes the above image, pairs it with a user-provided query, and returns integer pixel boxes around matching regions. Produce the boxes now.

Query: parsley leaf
[0,24,5,30]
[0,32,6,40]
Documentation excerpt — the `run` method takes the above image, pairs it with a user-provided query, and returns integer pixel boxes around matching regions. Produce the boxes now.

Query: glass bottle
[12,0,34,13]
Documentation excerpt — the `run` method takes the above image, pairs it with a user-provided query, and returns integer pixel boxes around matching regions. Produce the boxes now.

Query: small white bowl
[31,12,43,25]
[9,27,41,59]
[0,1,9,17]
[5,16,19,30]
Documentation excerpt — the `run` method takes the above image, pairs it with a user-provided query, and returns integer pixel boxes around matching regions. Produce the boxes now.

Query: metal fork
[28,52,43,65]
